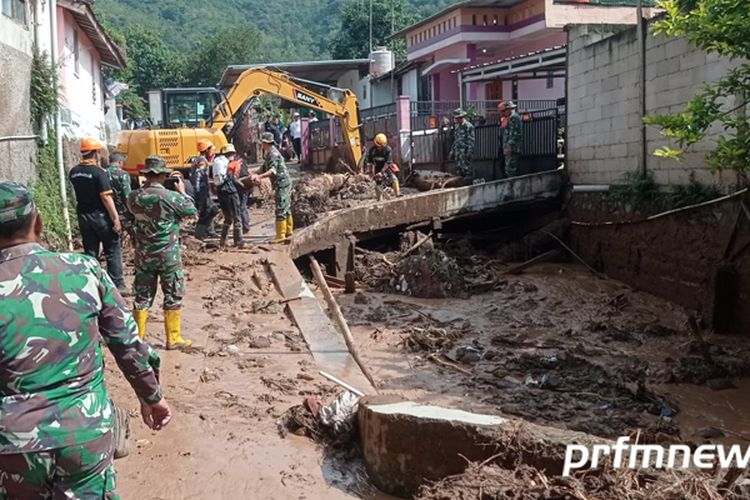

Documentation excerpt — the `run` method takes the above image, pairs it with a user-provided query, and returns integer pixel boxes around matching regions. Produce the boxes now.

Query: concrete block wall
[0,44,37,185]
[567,23,741,187]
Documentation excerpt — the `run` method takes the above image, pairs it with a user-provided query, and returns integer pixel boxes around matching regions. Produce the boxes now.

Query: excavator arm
[212,67,362,166]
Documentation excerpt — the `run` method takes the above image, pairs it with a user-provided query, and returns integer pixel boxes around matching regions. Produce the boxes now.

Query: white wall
[57,8,106,140]
[402,69,419,102]
[567,23,740,187]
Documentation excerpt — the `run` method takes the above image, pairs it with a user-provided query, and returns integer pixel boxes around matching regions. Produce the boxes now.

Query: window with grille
[2,0,26,25]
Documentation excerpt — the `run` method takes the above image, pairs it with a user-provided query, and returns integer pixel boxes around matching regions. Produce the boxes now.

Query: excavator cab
[150,88,224,129]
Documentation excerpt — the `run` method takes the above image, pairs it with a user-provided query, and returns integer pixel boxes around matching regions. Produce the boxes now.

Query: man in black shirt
[69,138,127,294]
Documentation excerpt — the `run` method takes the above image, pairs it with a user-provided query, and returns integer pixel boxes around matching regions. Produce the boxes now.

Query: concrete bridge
[289,169,565,273]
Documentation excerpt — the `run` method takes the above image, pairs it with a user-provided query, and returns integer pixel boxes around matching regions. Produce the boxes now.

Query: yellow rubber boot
[133,309,148,340]
[392,179,401,197]
[285,215,294,238]
[273,219,287,242]
[164,309,192,350]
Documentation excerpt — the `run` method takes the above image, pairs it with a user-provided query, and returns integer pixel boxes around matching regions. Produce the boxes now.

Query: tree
[645,0,750,177]
[328,0,418,59]
[188,26,264,86]
[118,26,186,94]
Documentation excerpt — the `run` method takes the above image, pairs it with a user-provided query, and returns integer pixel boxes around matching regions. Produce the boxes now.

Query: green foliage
[329,0,418,59]
[646,0,750,175]
[116,89,148,120]
[617,170,660,206]
[29,51,58,134]
[669,175,722,208]
[32,140,78,251]
[188,26,264,86]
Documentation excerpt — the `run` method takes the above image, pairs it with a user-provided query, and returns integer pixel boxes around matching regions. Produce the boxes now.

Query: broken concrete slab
[358,396,610,498]
[290,170,564,259]
[265,251,376,394]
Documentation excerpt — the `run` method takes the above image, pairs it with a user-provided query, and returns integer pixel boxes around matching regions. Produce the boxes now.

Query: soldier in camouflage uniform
[501,100,523,177]
[252,132,293,241]
[128,156,197,349]
[107,152,134,239]
[450,108,475,178]
[0,181,170,498]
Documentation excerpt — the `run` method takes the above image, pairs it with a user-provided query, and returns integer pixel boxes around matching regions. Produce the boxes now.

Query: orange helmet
[80,137,103,153]
[374,133,387,147]
[197,139,214,153]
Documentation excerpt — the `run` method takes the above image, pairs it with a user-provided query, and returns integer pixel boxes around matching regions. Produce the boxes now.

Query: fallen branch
[427,353,471,375]
[256,296,302,312]
[546,232,604,279]
[504,249,561,275]
[397,231,433,262]
[309,256,378,391]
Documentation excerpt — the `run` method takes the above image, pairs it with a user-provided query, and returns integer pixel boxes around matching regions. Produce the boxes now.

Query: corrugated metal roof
[59,0,125,69]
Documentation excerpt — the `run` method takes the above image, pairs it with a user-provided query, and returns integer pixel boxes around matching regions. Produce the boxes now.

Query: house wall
[0,5,38,184]
[545,0,659,28]
[566,22,740,187]
[402,69,419,102]
[57,7,106,140]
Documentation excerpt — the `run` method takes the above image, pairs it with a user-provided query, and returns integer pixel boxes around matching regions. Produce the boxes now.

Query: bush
[32,139,78,250]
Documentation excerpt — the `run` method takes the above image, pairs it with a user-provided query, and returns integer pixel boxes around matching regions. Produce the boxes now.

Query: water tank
[369,46,394,78]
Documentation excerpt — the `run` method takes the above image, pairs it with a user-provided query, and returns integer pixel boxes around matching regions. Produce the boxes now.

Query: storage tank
[369,46,394,78]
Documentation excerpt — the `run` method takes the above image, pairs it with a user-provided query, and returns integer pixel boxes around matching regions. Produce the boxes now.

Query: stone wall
[566,22,742,187]
[0,44,37,185]
[568,193,750,334]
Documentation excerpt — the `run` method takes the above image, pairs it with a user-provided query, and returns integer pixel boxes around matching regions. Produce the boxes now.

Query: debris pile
[417,460,750,500]
[291,173,383,227]
[279,391,361,444]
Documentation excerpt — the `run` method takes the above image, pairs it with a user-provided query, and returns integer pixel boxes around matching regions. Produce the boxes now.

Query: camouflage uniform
[0,182,162,498]
[451,110,475,177]
[128,178,196,311]
[503,110,523,177]
[259,145,292,220]
[107,163,133,232]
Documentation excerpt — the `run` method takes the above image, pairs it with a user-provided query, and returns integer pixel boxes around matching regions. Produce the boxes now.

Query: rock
[698,426,725,439]
[272,332,286,343]
[224,344,240,355]
[705,378,735,391]
[354,292,369,305]
[249,336,272,349]
[455,346,482,364]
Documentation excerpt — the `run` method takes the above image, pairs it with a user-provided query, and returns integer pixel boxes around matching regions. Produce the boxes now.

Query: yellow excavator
[116,67,362,174]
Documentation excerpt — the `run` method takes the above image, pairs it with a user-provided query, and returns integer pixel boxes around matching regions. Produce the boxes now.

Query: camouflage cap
[0,181,35,224]
[261,132,275,144]
[142,156,170,174]
[453,108,467,117]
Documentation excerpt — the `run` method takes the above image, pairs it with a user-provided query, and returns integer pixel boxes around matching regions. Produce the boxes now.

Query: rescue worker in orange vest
[367,133,400,197]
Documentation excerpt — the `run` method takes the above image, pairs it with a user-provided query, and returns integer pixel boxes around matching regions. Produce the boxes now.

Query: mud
[105,211,365,499]
[100,189,750,498]
[292,173,384,227]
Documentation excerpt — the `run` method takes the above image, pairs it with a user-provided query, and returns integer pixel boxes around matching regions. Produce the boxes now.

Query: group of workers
[0,129,295,497]
[444,101,523,179]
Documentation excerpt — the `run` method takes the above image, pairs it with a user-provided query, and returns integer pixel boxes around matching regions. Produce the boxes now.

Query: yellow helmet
[374,133,387,147]
[220,144,236,154]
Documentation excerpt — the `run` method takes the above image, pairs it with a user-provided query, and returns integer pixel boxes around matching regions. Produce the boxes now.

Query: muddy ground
[101,187,750,498]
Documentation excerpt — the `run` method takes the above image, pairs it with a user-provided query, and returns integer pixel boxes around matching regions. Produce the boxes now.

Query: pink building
[391,0,657,113]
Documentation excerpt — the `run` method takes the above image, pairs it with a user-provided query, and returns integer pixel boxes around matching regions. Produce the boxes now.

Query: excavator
[116,67,362,174]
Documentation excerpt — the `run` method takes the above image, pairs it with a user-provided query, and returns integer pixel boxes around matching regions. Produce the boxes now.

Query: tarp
[553,0,657,5]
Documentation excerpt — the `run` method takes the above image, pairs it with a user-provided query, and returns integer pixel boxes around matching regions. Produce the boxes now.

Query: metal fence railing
[310,119,332,149]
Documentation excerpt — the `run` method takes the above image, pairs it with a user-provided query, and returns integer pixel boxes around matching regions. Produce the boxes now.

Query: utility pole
[636,0,647,176]
[369,0,373,53]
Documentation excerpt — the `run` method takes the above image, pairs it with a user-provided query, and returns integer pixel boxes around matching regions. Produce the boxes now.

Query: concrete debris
[358,396,609,497]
